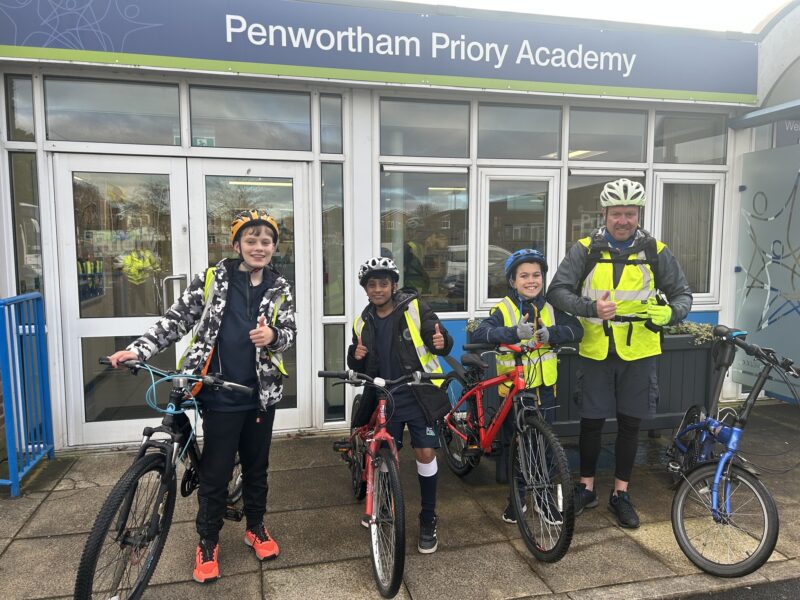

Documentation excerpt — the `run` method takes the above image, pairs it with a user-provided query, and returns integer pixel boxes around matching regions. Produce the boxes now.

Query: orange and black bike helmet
[229,209,280,245]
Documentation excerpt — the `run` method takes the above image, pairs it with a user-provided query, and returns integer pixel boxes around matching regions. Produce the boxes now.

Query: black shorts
[576,354,658,420]
[386,410,440,450]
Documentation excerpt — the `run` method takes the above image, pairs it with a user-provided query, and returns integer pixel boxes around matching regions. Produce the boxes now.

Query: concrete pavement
[1,402,798,599]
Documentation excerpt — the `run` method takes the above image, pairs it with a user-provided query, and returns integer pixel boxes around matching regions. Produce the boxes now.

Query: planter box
[552,334,713,437]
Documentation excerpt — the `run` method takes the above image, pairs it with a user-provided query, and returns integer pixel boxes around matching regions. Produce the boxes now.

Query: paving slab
[518,526,676,594]
[404,541,551,600]
[267,463,362,512]
[269,433,344,471]
[0,533,86,599]
[18,485,115,537]
[15,456,76,493]
[0,491,47,538]
[773,502,800,560]
[759,556,800,581]
[263,557,412,599]
[0,538,9,558]
[54,450,137,490]
[143,570,263,599]
[621,520,702,576]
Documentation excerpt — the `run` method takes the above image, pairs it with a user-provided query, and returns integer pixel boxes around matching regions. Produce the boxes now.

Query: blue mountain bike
[667,324,799,577]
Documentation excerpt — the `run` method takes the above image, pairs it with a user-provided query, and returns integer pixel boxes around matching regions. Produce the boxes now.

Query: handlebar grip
[416,372,447,382]
[463,343,495,351]
[318,370,349,379]
[99,357,112,365]
[221,381,254,396]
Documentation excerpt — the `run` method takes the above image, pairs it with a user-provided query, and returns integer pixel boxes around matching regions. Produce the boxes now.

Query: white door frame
[54,154,191,446]
[186,158,312,432]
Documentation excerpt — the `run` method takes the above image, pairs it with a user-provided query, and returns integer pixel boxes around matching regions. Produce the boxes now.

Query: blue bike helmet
[504,248,548,281]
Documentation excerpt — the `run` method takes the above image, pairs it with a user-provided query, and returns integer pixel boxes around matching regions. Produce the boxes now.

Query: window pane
[10,153,42,293]
[190,87,310,150]
[73,172,173,318]
[323,324,345,422]
[654,112,727,164]
[479,104,561,159]
[380,171,468,311]
[5,75,34,141]
[487,180,548,298]
[320,94,343,154]
[753,124,773,151]
[83,336,176,421]
[322,164,345,315]
[569,108,647,162]
[662,183,714,294]
[381,99,469,157]
[564,174,646,255]
[45,78,179,145]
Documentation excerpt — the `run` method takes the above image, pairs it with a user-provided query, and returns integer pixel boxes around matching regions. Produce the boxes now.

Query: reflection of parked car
[441,245,511,298]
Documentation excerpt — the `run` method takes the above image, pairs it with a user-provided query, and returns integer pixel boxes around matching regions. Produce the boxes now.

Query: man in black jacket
[348,256,453,553]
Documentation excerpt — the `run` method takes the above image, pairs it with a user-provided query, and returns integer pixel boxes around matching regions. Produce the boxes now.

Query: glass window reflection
[322,164,345,315]
[323,324,345,421]
[487,180,548,298]
[380,171,468,311]
[478,104,561,159]
[191,87,311,150]
[381,99,469,157]
[569,108,647,162]
[10,153,42,294]
[320,94,343,154]
[662,183,714,294]
[5,75,35,141]
[654,112,727,165]
[45,78,179,145]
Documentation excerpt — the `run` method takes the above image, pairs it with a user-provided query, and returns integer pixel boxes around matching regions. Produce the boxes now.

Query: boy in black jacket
[348,256,453,553]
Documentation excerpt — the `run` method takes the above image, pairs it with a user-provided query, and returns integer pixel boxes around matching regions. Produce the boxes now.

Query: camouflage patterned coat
[127,258,296,410]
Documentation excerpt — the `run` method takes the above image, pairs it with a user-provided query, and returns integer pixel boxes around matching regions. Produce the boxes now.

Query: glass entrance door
[55,155,191,445]
[187,159,310,432]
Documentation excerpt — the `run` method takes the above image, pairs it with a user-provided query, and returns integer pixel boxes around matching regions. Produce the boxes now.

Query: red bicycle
[320,369,441,598]
[440,341,575,562]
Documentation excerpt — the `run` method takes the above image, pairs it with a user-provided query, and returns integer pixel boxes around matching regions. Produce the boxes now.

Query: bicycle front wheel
[74,453,177,600]
[672,462,779,577]
[369,449,406,598]
[509,415,575,563]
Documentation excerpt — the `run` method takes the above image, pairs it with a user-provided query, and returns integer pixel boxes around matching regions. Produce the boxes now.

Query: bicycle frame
[443,345,528,454]
[360,395,400,523]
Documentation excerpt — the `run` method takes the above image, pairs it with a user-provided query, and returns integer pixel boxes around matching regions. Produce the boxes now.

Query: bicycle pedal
[333,440,351,453]
[667,460,682,474]
[224,506,244,522]
[462,445,482,458]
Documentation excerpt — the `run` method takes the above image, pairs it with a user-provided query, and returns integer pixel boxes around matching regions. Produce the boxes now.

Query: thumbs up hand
[249,315,275,348]
[432,323,445,350]
[534,317,550,344]
[354,335,369,360]
[516,313,535,340]
[595,291,617,320]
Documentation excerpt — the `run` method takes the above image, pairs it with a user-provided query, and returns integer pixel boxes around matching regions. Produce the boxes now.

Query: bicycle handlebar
[463,341,544,353]
[317,370,445,386]
[99,357,254,396]
[712,326,798,377]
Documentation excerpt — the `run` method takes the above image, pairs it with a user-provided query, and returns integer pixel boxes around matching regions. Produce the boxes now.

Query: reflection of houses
[488,191,547,250]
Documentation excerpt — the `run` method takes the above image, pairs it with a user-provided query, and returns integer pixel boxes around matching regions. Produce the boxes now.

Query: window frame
[652,171,725,306]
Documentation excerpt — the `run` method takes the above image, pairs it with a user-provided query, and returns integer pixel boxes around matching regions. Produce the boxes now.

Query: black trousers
[196,405,276,542]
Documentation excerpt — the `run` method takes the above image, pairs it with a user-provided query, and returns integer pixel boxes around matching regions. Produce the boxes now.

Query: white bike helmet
[358,256,400,286]
[600,178,646,207]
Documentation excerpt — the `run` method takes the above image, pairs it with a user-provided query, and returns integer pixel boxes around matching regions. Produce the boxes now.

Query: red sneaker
[193,539,219,583]
[244,523,279,560]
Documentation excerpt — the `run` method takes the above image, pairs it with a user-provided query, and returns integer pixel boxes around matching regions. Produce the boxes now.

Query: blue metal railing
[0,293,54,497]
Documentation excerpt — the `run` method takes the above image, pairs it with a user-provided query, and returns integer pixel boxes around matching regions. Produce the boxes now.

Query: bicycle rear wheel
[369,449,406,598]
[509,415,575,563]
[349,395,367,500]
[438,375,479,476]
[672,462,779,577]
[74,453,176,600]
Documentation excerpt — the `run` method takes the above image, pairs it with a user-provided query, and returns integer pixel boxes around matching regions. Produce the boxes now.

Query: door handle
[161,274,188,313]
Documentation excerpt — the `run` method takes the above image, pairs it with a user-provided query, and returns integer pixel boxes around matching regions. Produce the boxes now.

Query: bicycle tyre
[672,462,779,577]
[350,395,367,500]
[509,415,575,563]
[369,449,406,598]
[74,453,176,600]
[227,452,243,504]
[438,375,479,476]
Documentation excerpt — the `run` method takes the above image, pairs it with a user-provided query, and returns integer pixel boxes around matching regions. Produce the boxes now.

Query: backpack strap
[579,232,660,290]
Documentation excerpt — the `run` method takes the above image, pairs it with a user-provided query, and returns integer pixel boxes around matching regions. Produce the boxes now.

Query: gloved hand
[534,319,550,344]
[646,301,672,326]
[516,314,535,340]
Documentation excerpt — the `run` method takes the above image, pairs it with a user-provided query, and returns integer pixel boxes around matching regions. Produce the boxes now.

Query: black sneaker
[535,495,563,526]
[574,483,599,516]
[501,502,527,524]
[418,514,438,554]
[608,491,640,529]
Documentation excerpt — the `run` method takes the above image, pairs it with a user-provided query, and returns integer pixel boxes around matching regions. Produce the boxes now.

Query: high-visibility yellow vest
[577,237,665,361]
[353,299,444,387]
[493,296,557,390]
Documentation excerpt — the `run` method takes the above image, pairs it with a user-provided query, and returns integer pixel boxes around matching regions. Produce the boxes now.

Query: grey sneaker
[574,483,599,516]
[418,514,438,554]
[608,491,640,529]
